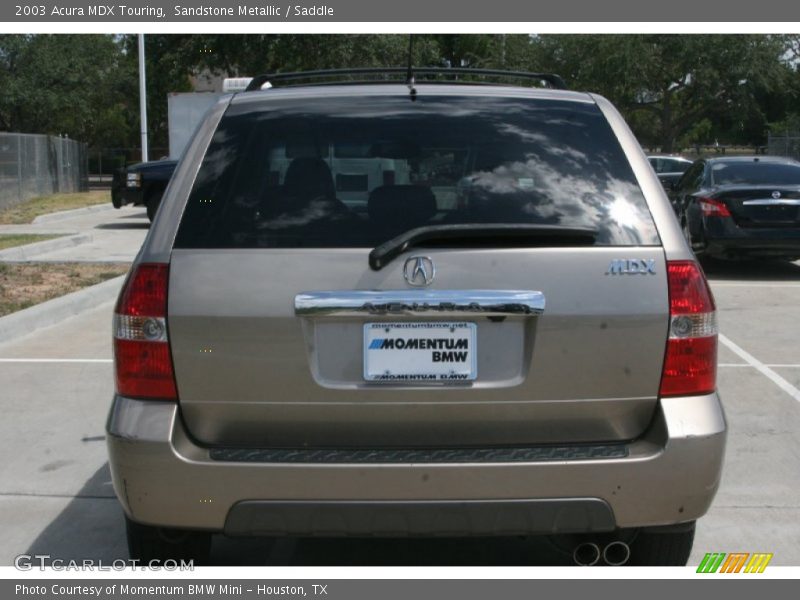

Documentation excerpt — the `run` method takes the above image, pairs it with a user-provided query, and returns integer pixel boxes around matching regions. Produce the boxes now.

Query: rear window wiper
[369,224,598,270]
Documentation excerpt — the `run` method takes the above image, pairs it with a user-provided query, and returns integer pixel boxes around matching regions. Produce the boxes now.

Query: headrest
[368,185,436,232]
[283,157,335,200]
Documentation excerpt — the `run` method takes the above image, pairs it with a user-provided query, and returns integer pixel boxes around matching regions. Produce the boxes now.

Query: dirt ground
[0,262,130,317]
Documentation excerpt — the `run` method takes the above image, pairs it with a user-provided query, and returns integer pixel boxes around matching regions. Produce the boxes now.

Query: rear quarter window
[174,94,660,249]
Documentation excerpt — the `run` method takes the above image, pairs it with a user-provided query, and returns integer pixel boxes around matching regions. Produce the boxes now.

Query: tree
[0,34,136,147]
[3,34,797,156]
[529,34,794,151]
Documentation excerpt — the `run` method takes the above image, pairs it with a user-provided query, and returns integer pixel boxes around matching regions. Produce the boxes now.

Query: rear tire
[628,521,695,566]
[125,516,212,565]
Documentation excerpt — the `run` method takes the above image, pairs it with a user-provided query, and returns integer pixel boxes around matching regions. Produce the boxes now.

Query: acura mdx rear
[106,72,726,566]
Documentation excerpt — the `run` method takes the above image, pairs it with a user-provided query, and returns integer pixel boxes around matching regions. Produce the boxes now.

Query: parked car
[647,155,693,190]
[111,158,178,222]
[670,156,800,260]
[106,68,725,566]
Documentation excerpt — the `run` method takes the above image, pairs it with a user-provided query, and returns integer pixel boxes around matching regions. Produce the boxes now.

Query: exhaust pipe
[573,542,601,566]
[602,541,631,566]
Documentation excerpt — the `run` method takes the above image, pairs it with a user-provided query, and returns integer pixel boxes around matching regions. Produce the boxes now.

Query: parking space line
[718,334,800,403]
[0,358,112,363]
[710,283,800,288]
[719,363,800,368]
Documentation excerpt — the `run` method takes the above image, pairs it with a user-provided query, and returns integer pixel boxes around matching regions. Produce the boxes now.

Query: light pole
[138,34,149,163]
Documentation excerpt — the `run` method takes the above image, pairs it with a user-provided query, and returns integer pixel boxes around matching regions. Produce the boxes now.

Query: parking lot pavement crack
[719,333,800,404]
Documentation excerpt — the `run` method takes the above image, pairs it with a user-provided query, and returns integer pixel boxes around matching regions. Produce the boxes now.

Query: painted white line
[710,283,800,288]
[0,358,111,364]
[720,363,800,368]
[718,334,800,403]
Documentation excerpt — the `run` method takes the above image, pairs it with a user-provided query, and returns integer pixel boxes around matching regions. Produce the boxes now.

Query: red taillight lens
[698,197,731,217]
[113,263,177,401]
[660,261,718,397]
[114,340,177,399]
[660,337,717,397]
[667,260,716,314]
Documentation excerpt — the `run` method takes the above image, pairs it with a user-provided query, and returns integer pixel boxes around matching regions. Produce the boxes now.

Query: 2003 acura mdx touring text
[106,68,726,566]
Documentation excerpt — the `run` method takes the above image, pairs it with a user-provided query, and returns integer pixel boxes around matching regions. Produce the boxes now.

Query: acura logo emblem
[403,256,435,287]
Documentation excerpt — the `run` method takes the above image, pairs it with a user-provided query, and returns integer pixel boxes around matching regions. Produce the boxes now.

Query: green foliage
[769,113,800,133]
[529,34,796,151]
[0,34,135,147]
[1,34,798,154]
[678,118,713,148]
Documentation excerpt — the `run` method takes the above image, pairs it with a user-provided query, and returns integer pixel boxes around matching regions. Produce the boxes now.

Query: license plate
[364,322,477,382]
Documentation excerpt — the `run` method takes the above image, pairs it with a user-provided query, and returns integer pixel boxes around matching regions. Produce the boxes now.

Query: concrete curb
[0,275,126,344]
[32,203,114,224]
[0,233,92,261]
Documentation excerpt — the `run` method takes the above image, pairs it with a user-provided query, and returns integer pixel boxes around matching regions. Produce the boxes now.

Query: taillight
[660,261,718,397]
[698,197,731,217]
[113,263,177,400]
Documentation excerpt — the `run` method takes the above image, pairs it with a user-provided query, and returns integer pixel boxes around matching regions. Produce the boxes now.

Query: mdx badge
[404,256,435,286]
[607,259,657,275]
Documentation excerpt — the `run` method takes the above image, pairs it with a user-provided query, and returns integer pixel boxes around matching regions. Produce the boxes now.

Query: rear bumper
[106,392,726,535]
[704,218,800,257]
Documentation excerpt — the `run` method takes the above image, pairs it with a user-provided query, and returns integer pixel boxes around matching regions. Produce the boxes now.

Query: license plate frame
[363,322,477,383]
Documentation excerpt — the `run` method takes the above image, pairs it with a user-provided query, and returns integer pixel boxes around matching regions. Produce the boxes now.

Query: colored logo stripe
[697,553,726,573]
[744,553,773,573]
[720,553,749,573]
[697,552,773,573]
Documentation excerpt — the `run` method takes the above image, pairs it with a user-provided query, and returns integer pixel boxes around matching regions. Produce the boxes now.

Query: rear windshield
[710,161,800,186]
[174,94,659,249]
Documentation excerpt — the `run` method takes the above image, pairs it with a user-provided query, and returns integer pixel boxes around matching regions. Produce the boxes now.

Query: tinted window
[175,95,659,249]
[710,161,800,186]
[678,162,704,192]
[661,158,691,173]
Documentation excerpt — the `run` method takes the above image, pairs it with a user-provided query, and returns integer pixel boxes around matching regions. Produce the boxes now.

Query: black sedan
[670,156,800,260]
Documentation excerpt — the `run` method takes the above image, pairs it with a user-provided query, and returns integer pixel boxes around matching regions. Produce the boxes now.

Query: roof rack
[243,68,567,92]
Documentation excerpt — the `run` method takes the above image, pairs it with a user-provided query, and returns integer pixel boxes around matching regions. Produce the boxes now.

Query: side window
[678,162,703,192]
[693,163,708,189]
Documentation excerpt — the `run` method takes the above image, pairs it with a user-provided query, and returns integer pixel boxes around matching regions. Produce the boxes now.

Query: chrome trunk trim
[294,290,545,318]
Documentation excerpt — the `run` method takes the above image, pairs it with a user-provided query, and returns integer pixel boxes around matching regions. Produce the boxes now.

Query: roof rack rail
[244,68,567,92]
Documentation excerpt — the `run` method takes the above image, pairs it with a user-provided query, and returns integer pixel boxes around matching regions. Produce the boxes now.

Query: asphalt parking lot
[0,206,798,566]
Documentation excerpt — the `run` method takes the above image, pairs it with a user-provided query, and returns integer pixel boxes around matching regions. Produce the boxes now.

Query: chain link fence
[0,133,89,211]
[767,131,800,161]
